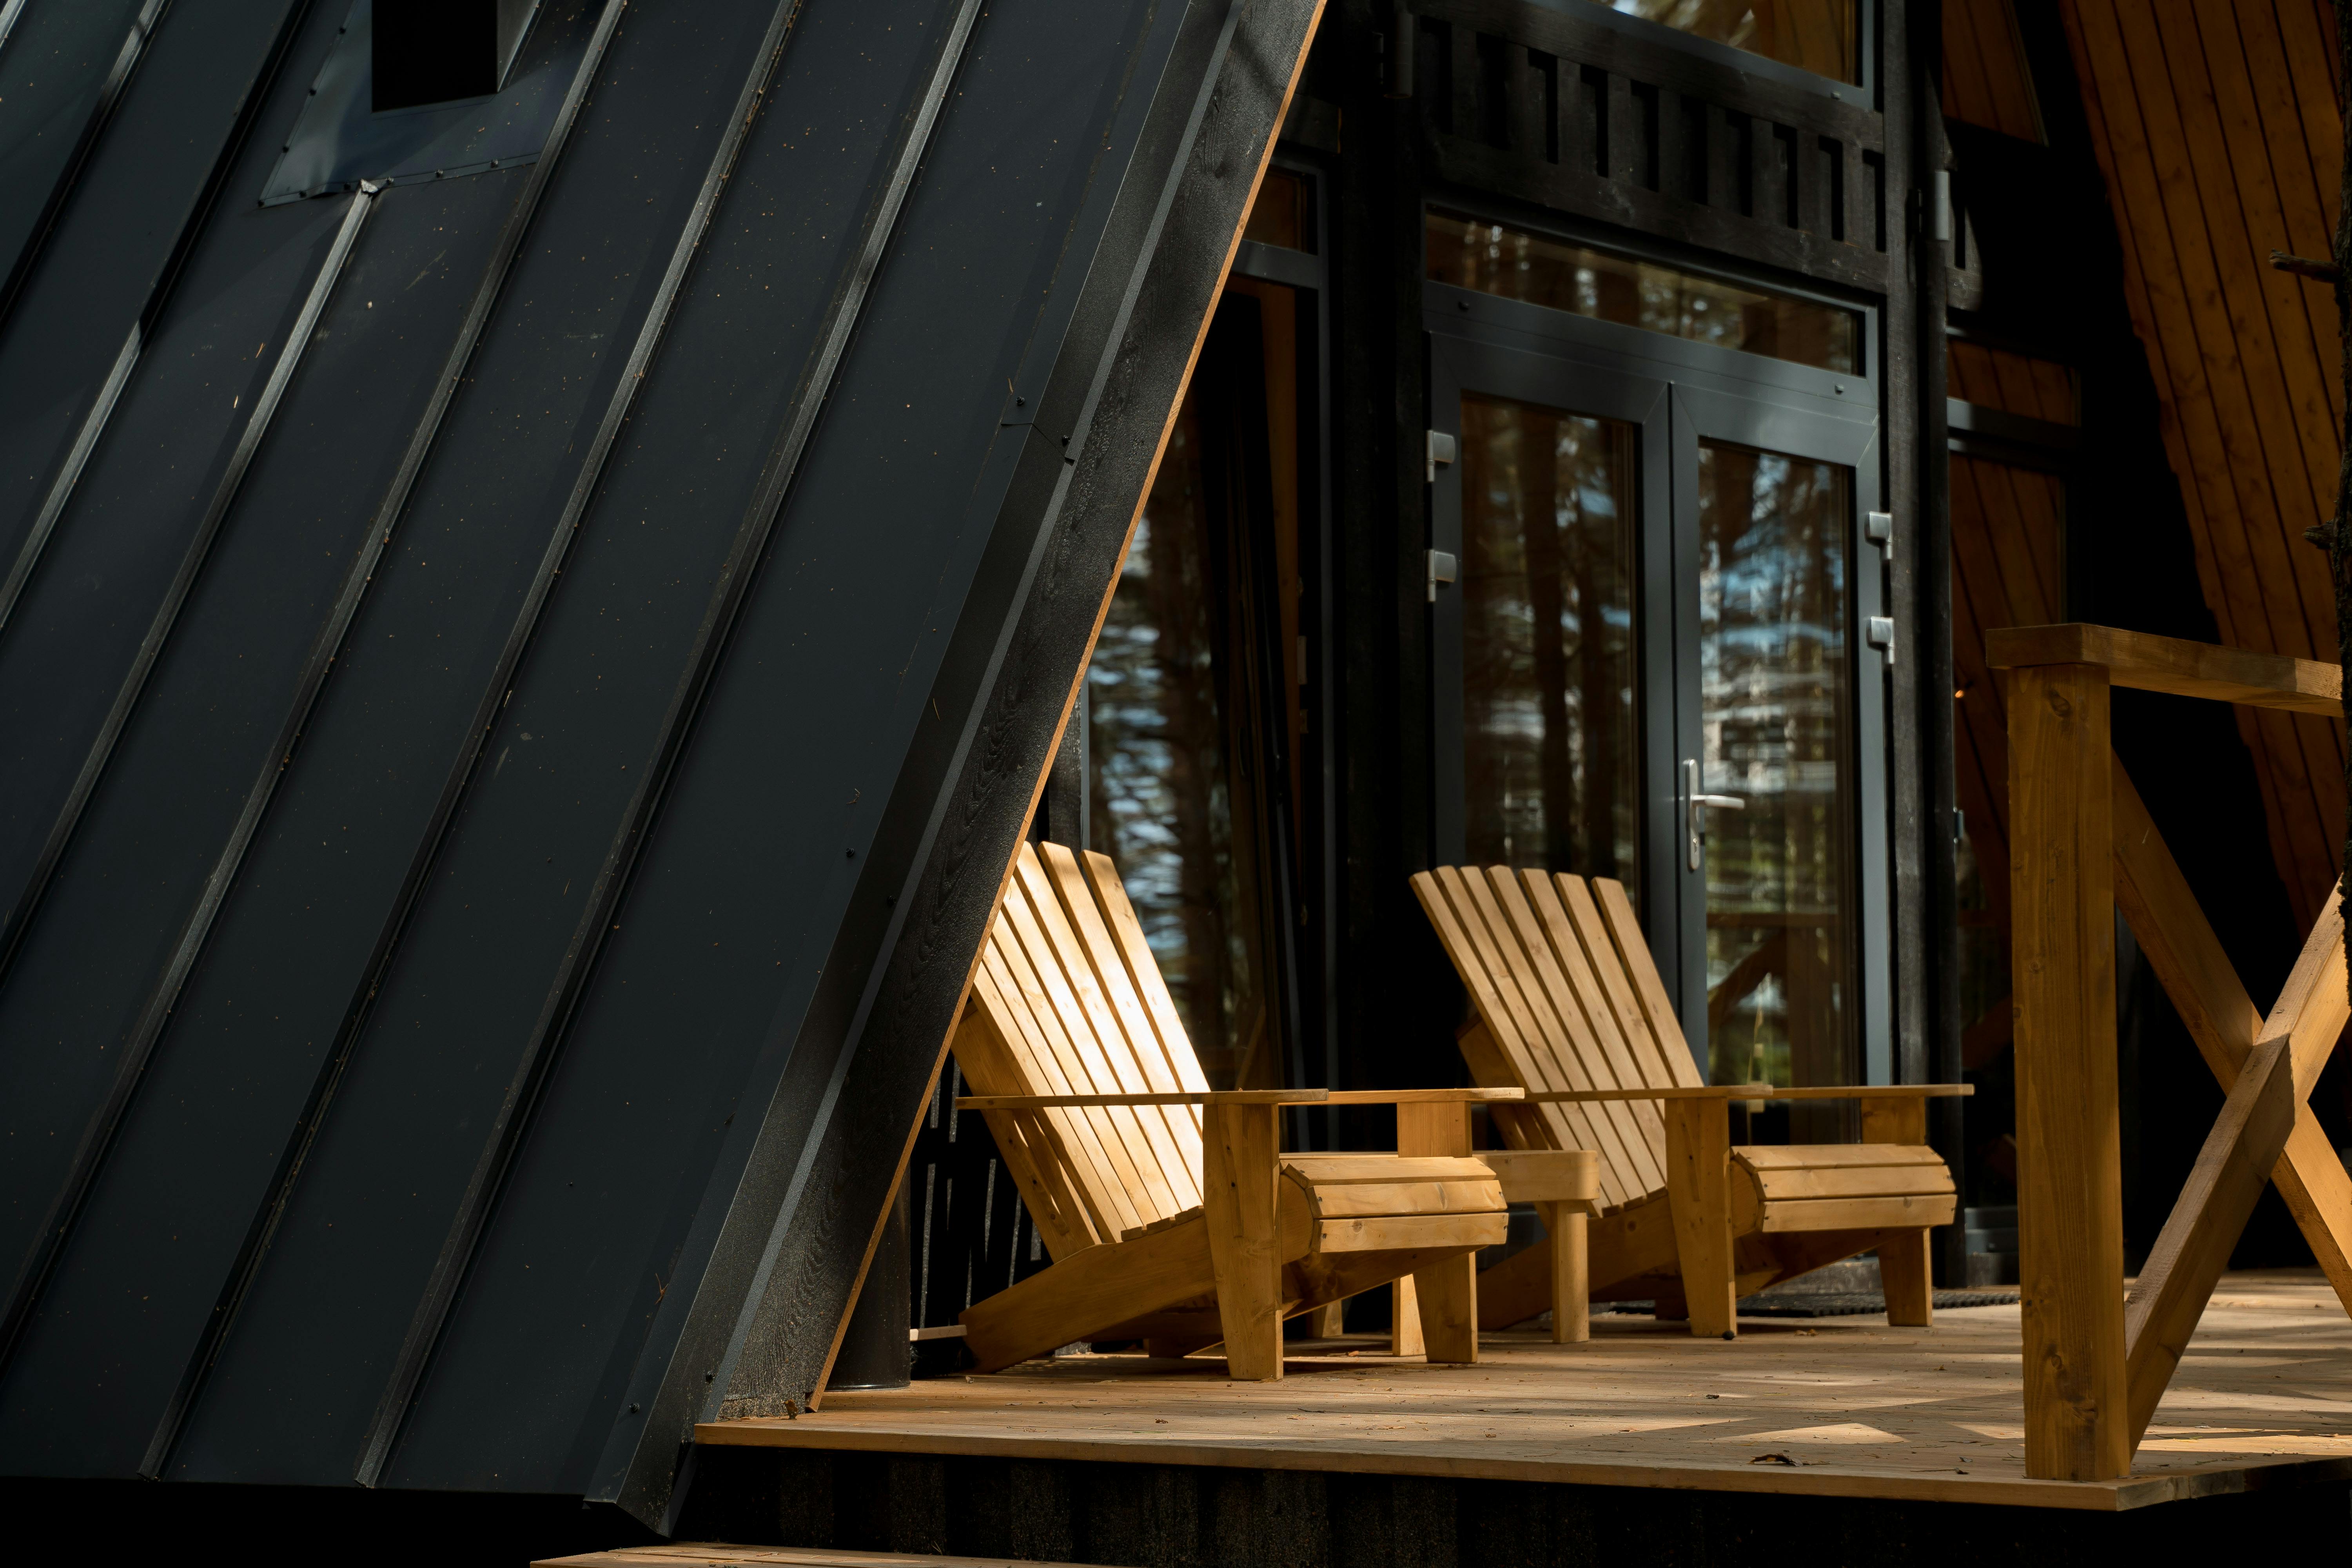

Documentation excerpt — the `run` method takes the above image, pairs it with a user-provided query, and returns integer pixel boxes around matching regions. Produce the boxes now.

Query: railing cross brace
[1993,624,2352,1482]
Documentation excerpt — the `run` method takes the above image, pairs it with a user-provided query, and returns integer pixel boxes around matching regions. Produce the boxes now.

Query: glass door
[1675,385,1888,1105]
[1456,396,1642,884]
[1427,223,1887,1093]
[1429,344,1678,945]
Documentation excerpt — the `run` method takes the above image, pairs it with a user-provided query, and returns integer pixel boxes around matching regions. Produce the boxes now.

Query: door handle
[1683,758,1744,871]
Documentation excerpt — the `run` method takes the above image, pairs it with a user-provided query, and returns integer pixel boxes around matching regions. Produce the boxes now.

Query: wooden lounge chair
[950,842,1596,1377]
[1412,866,1964,1339]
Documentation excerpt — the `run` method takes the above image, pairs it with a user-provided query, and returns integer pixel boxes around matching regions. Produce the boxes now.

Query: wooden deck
[699,1271,2352,1513]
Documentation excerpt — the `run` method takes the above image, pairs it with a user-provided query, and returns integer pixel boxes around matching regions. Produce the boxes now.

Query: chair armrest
[957,1087,1531,1110]
[1475,1149,1598,1206]
[1323,1088,1526,1105]
[1521,1084,1972,1103]
[956,1089,1324,1109]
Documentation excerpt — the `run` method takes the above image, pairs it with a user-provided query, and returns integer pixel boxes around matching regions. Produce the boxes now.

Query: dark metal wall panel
[0,0,1315,1517]
[382,0,961,1489]
[388,0,1168,1494]
[0,0,153,300]
[0,180,358,1297]
[0,0,308,595]
[167,0,817,1486]
[579,0,1319,1526]
[0,173,522,1480]
[0,0,339,931]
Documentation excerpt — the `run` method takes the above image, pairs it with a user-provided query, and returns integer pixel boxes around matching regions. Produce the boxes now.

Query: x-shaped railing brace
[2109,763,2351,1450]
[1993,625,2352,1480]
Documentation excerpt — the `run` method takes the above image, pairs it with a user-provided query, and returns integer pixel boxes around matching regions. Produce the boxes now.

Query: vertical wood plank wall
[1947,345,2071,1063]
[2060,0,2348,931]
[1945,0,2045,141]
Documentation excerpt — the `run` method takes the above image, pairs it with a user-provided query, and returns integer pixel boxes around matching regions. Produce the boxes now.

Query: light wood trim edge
[958,1087,1534,1109]
[1524,1085,1972,1103]
[688,1422,2352,1512]
[1985,623,2341,715]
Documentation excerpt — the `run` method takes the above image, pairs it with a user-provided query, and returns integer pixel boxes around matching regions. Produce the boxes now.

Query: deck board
[699,1271,2352,1512]
[540,1549,1100,1568]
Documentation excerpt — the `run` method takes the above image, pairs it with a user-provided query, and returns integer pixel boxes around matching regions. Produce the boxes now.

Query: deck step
[538,1546,1109,1568]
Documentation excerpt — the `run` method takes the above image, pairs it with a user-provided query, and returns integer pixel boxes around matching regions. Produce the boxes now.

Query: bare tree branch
[2273,249,2344,284]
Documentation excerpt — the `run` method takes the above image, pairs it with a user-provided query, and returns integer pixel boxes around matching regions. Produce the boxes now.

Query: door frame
[1424,263,1890,1085]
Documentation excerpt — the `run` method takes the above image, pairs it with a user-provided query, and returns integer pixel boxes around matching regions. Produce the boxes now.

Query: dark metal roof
[0,0,1316,1526]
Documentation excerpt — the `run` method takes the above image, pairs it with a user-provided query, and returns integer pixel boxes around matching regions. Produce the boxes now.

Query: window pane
[1086,291,1299,1091]
[1698,442,1855,1091]
[1427,212,1860,373]
[1460,395,1641,893]
[1592,0,1859,84]
[1242,167,1312,252]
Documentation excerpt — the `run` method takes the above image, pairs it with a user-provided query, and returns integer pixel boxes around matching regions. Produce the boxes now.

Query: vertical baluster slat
[1605,72,1635,186]
[1450,23,1479,143]
[1656,87,1685,201]
[1512,46,1545,162]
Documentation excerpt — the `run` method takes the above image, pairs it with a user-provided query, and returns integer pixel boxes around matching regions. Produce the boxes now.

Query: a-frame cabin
[1,1,2349,1562]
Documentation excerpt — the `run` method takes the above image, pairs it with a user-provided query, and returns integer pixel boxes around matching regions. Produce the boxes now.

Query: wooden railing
[1989,624,2352,1481]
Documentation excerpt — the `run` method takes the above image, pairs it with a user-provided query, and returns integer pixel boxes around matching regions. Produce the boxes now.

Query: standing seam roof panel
[0,0,306,624]
[0,156,352,1285]
[0,0,1325,1524]
[169,0,848,1487]
[0,170,524,1479]
[394,0,1174,1492]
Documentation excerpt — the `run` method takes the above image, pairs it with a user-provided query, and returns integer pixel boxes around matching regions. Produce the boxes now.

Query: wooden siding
[1945,0,2045,141]
[1948,345,2073,1038]
[2060,0,2348,931]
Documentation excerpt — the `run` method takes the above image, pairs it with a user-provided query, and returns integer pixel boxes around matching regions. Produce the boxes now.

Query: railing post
[2008,660,2128,1480]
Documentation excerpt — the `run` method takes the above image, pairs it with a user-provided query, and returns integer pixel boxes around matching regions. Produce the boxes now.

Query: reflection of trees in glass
[1084,331,1292,1091]
[1697,444,1853,1089]
[1087,414,1253,1080]
[1423,213,1859,372]
[1460,396,1640,888]
[1590,0,1858,83]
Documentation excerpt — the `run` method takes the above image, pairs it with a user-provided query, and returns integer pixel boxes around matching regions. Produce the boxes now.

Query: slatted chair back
[953,840,1213,1263]
[1411,866,1704,1212]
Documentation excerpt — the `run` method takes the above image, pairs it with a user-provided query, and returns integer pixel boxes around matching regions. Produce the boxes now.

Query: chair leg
[1397,1099,1478,1362]
[1543,1201,1589,1343]
[1881,1228,1934,1327]
[1415,1254,1479,1363]
[1664,1097,1737,1339]
[1390,1276,1424,1356]
[1203,1102,1285,1379]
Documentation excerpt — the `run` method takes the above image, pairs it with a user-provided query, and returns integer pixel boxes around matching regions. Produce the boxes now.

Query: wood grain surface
[701,1274,2352,1513]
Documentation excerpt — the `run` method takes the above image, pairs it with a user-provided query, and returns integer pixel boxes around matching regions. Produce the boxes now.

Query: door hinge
[1384,0,1416,97]
[1426,428,1456,483]
[1426,548,1457,603]
[1866,615,1896,666]
[1865,509,1893,557]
